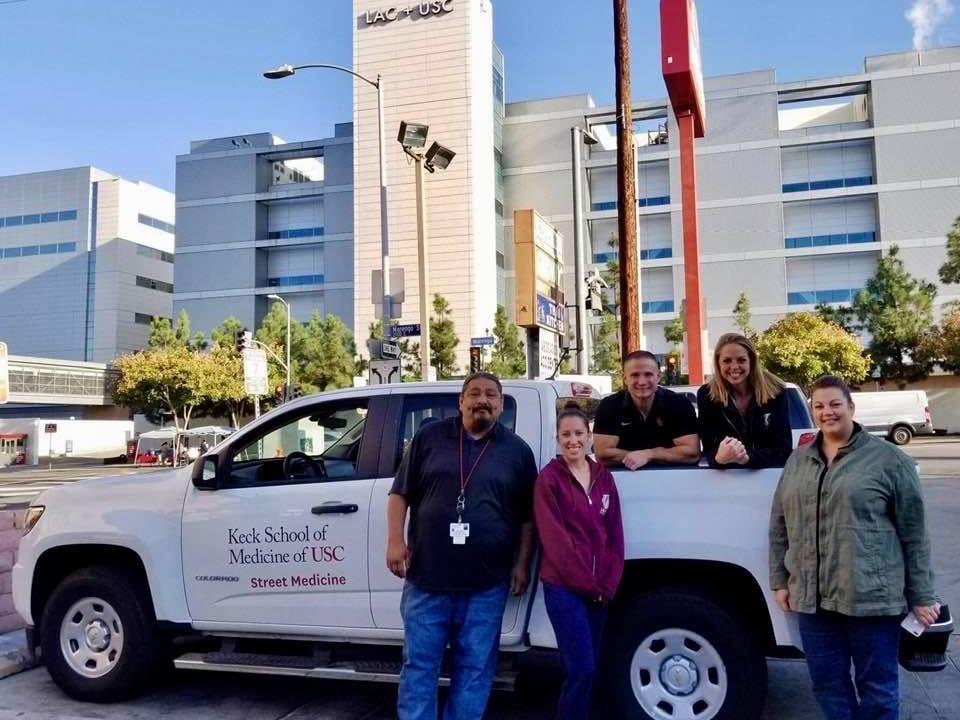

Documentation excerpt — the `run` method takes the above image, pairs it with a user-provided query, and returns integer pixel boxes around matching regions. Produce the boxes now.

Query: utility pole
[614,0,641,354]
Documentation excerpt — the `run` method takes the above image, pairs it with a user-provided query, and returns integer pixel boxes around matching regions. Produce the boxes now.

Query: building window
[0,209,78,228]
[135,275,174,293]
[267,274,325,287]
[788,288,862,305]
[266,226,325,241]
[785,231,876,249]
[134,312,167,325]
[138,213,176,235]
[136,243,175,263]
[642,300,676,313]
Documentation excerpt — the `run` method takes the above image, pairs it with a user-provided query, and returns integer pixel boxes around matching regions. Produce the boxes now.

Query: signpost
[470,336,494,347]
[242,348,268,418]
[389,323,421,339]
[369,359,401,385]
[45,422,57,470]
[661,0,707,384]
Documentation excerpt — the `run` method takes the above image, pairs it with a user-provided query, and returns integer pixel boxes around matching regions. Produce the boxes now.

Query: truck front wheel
[603,589,767,720]
[40,565,161,702]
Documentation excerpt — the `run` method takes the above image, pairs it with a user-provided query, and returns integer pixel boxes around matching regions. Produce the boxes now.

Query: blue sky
[1,0,957,190]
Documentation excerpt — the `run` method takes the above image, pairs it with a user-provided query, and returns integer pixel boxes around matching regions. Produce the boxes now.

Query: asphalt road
[1,439,957,719]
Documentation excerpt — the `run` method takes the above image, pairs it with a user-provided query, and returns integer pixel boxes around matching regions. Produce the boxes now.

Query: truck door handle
[312,503,359,515]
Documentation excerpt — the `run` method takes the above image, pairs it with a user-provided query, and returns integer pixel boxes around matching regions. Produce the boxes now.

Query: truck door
[182,393,385,632]
[368,385,542,645]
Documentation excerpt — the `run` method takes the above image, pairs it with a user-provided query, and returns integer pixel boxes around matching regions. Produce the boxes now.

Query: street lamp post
[397,122,456,381]
[570,125,599,374]
[264,63,392,329]
[267,294,291,402]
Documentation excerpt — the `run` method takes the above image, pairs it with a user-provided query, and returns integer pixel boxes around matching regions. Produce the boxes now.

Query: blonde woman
[696,333,792,468]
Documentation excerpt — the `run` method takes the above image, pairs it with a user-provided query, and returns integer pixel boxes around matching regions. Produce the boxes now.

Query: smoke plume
[906,0,954,50]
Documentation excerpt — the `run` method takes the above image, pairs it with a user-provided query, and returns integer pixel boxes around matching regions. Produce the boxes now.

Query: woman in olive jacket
[697,333,793,469]
[769,375,938,720]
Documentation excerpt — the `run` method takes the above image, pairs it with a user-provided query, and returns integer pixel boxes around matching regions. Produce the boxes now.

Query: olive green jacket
[769,426,935,616]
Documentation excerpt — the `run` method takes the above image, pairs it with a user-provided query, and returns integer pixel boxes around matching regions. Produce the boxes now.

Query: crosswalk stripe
[0,483,69,496]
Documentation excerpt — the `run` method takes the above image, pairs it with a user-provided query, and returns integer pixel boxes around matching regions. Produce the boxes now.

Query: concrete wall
[0,510,25,633]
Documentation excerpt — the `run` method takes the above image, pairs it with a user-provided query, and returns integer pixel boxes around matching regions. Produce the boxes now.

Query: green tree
[430,294,459,379]
[301,311,356,392]
[732,292,755,339]
[488,305,527,379]
[210,316,244,351]
[852,245,938,386]
[938,216,960,284]
[148,310,205,351]
[814,302,857,334]
[664,314,684,349]
[939,304,960,373]
[256,301,308,395]
[757,313,869,391]
[113,346,211,430]
[203,317,250,426]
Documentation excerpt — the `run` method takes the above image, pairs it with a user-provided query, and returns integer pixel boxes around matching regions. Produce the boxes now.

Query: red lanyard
[458,427,492,501]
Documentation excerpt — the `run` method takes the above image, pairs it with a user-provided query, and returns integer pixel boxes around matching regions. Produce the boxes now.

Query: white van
[850,390,934,445]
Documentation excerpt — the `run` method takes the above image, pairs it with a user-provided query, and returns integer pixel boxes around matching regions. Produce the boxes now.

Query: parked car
[851,390,934,445]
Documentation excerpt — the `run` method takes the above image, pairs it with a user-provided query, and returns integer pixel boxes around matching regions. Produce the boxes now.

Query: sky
[1,0,958,191]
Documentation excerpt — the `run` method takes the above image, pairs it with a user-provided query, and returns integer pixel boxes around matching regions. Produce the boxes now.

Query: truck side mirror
[192,455,219,490]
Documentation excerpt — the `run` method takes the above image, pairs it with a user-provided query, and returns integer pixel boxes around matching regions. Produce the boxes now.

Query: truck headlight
[23,505,45,535]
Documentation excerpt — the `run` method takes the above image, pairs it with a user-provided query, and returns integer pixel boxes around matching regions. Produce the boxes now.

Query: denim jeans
[397,580,510,720]
[797,610,901,720]
[542,583,607,720]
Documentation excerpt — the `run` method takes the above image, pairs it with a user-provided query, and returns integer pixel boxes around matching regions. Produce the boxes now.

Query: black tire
[603,589,767,720]
[40,565,161,702]
[890,426,912,446]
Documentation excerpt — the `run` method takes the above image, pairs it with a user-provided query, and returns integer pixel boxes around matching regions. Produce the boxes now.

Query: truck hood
[33,466,191,511]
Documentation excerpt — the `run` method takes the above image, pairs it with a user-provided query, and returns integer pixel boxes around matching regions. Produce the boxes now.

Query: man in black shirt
[594,350,700,469]
[387,372,537,720]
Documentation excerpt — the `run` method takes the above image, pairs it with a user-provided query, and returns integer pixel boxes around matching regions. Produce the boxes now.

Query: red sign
[44,423,57,433]
[661,0,706,137]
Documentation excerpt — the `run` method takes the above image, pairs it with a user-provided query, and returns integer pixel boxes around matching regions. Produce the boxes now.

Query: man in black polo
[386,372,537,720]
[594,350,700,469]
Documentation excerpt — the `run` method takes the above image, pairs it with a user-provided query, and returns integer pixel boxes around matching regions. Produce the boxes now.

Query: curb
[0,630,38,680]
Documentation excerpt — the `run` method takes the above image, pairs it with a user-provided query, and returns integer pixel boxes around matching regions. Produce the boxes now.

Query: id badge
[449,522,470,545]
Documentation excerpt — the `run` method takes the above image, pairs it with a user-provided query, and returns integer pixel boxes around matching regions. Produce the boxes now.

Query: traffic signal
[469,346,482,373]
[289,384,305,400]
[235,328,252,353]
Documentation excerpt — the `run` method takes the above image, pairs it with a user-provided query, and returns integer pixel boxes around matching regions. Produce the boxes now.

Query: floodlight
[398,121,430,149]
[263,64,296,80]
[424,142,456,171]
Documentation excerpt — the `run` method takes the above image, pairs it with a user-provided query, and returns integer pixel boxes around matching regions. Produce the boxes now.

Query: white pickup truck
[14,380,807,720]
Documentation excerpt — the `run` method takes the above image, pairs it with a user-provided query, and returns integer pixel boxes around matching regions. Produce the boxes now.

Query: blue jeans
[398,580,510,720]
[542,583,607,720]
[798,610,901,720]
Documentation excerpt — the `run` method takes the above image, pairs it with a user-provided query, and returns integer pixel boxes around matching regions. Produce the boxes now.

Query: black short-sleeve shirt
[593,387,698,452]
[390,416,538,593]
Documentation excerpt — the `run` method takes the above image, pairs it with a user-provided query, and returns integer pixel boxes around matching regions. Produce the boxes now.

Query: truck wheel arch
[614,559,777,653]
[31,544,154,635]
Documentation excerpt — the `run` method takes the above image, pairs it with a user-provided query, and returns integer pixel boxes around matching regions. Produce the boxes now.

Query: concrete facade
[172,14,960,370]
[504,49,960,359]
[174,128,355,334]
[352,0,497,367]
[0,167,174,363]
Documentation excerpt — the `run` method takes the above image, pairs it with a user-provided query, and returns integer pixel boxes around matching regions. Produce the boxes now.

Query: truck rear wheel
[890,425,913,445]
[603,589,766,720]
[41,565,161,701]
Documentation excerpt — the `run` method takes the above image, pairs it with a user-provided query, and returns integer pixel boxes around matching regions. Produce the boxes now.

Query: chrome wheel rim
[629,627,728,719]
[59,597,124,678]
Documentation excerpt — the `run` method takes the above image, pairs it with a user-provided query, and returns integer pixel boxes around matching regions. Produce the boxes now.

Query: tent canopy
[180,425,235,438]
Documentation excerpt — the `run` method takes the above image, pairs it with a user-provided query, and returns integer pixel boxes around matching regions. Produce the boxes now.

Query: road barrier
[0,510,24,633]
